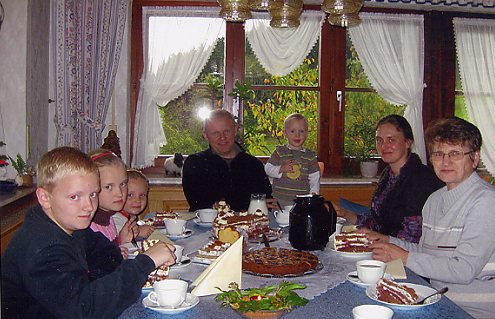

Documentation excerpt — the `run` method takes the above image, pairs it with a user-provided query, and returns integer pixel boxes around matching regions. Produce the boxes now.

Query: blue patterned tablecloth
[119,217,473,319]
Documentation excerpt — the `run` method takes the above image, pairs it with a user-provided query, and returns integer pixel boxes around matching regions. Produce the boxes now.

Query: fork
[414,287,448,305]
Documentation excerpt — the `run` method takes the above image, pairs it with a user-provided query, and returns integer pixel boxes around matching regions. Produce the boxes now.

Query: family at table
[1,109,494,318]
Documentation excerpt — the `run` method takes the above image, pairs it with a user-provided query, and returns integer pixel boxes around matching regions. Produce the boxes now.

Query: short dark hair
[425,117,482,153]
[376,114,414,142]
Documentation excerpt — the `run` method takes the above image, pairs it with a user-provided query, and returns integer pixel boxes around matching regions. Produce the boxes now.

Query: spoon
[414,287,448,305]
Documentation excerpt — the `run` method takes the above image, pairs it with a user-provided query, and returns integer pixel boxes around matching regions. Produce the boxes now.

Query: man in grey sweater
[368,117,495,318]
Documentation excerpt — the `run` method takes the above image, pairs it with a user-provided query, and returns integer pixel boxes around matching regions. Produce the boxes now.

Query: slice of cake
[334,233,371,252]
[143,264,169,289]
[143,211,178,227]
[376,278,419,304]
[193,240,232,264]
[141,239,160,251]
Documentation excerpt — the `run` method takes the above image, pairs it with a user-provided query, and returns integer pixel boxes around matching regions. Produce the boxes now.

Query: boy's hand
[279,160,294,173]
[137,225,155,239]
[143,242,176,268]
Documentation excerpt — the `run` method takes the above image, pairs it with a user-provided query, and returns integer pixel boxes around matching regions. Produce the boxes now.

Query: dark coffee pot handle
[324,200,337,235]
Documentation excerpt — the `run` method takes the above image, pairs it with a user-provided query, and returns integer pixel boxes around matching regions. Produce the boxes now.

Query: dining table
[119,215,474,319]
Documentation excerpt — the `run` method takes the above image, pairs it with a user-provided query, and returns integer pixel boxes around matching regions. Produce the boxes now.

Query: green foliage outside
[159,36,404,160]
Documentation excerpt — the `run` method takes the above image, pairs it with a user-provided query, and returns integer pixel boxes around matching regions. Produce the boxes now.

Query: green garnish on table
[215,281,308,313]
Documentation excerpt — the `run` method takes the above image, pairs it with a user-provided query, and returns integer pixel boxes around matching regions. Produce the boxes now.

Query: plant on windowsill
[8,153,34,187]
[0,141,8,180]
[346,125,379,178]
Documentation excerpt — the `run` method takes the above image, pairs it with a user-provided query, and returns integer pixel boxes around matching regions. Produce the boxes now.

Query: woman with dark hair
[335,115,444,243]
[371,117,495,318]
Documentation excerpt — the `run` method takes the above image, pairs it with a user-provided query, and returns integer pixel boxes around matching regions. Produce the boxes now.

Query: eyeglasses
[430,150,474,161]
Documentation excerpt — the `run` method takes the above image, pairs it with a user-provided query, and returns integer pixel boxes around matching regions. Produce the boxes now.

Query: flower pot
[0,166,7,180]
[15,174,33,187]
[360,161,378,178]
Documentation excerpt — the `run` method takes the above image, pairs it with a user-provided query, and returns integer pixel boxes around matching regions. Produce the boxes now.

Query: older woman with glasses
[370,117,495,318]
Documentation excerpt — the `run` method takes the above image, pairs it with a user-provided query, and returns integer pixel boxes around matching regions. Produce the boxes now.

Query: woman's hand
[144,242,177,268]
[332,202,358,224]
[357,228,390,243]
[370,241,408,264]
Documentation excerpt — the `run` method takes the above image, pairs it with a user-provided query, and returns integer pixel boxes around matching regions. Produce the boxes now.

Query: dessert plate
[366,283,441,310]
[346,271,394,288]
[193,218,213,228]
[170,256,192,269]
[188,252,217,265]
[142,293,199,314]
[159,228,194,240]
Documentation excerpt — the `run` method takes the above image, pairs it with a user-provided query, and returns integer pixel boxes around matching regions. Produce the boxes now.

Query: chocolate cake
[143,211,178,227]
[242,247,319,276]
[333,233,371,252]
[212,205,269,240]
[376,278,419,304]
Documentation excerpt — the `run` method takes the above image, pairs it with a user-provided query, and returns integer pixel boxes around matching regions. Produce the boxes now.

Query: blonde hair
[88,148,127,170]
[284,113,308,130]
[127,169,149,187]
[36,147,99,192]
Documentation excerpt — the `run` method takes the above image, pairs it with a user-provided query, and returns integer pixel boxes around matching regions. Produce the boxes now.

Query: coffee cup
[196,208,217,223]
[274,209,290,226]
[352,305,394,319]
[164,219,187,236]
[356,260,386,285]
[147,279,188,308]
[173,244,184,264]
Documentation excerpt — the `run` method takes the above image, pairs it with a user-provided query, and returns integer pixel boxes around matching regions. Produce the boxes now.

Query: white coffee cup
[196,208,217,223]
[173,244,184,264]
[147,279,188,308]
[164,219,187,236]
[274,209,290,226]
[356,260,386,285]
[352,305,394,319]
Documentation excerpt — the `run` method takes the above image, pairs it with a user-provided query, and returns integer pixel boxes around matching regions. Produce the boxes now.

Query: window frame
[131,1,488,175]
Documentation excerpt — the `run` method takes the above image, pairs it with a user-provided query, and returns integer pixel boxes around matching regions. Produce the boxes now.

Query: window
[132,4,460,175]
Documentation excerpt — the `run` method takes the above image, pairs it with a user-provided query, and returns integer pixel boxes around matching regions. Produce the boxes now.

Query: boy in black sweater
[1,147,176,318]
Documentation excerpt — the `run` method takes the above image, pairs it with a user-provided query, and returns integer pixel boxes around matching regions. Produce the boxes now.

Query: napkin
[386,258,407,279]
[191,237,243,296]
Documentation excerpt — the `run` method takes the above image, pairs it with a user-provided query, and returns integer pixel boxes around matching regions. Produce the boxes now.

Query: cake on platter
[376,278,419,304]
[242,247,320,276]
[333,233,371,252]
[212,201,269,240]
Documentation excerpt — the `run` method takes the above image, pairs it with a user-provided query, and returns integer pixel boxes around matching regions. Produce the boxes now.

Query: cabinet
[146,183,375,212]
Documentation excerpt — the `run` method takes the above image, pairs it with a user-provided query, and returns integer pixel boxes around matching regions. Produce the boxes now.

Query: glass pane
[243,89,318,156]
[159,39,225,155]
[454,95,469,120]
[344,91,405,161]
[245,40,319,86]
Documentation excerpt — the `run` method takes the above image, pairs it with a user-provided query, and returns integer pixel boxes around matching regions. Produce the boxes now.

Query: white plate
[188,252,217,265]
[329,238,373,258]
[142,293,199,314]
[193,218,213,228]
[170,256,192,269]
[159,228,194,240]
[366,283,441,310]
[347,271,395,288]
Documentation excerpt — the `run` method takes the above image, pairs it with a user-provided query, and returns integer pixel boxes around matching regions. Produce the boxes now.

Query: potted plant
[346,123,379,178]
[8,153,34,186]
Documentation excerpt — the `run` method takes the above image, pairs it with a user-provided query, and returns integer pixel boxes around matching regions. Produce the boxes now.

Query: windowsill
[145,173,378,186]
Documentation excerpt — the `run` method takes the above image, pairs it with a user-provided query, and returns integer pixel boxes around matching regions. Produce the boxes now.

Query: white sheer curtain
[132,8,225,168]
[245,11,325,76]
[349,13,427,163]
[454,18,495,176]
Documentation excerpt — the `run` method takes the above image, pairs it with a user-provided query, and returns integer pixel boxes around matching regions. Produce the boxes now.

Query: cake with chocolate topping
[143,211,178,227]
[212,203,269,240]
[333,233,371,252]
[376,278,419,304]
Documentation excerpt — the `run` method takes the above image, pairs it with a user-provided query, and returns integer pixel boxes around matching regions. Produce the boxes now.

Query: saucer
[170,256,192,269]
[276,223,289,228]
[347,271,394,288]
[159,228,194,240]
[142,293,199,314]
[193,218,213,228]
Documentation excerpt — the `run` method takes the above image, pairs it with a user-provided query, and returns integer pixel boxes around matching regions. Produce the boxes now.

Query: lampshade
[269,0,303,28]
[218,0,253,22]
[249,0,270,11]
[321,0,363,15]
[327,12,361,27]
